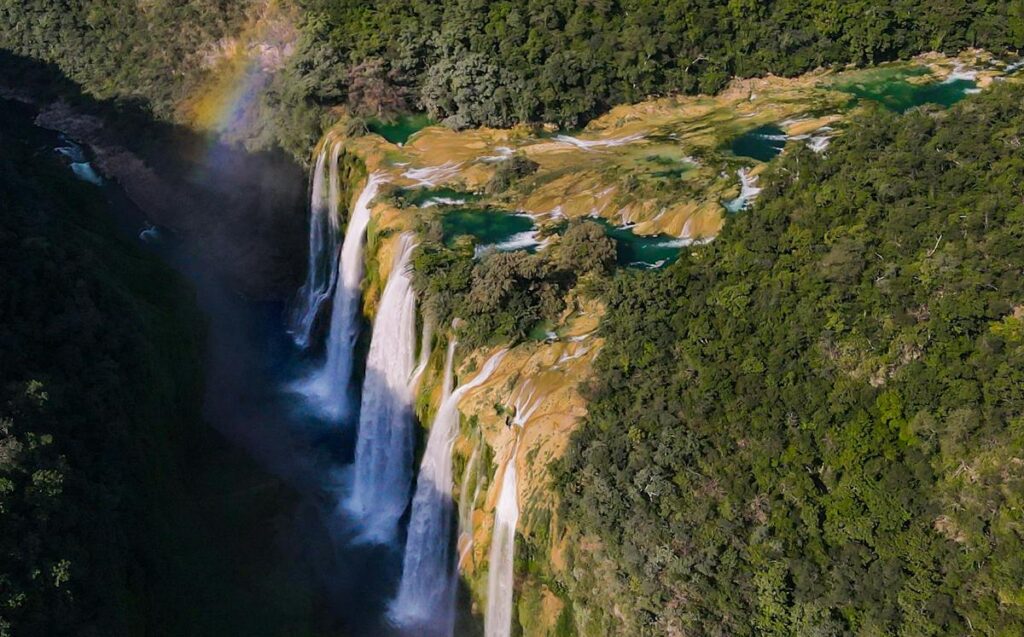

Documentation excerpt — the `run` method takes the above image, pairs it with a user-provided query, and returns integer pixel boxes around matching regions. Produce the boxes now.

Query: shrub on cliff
[486,153,540,195]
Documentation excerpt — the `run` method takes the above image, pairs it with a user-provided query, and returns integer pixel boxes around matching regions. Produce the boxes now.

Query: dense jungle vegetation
[3,1,1023,154]
[555,83,1024,635]
[411,218,617,348]
[302,0,1023,129]
[0,104,315,637]
[0,0,253,124]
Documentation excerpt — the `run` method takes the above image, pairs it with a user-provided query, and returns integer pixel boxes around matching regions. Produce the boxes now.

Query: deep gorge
[3,4,1024,636]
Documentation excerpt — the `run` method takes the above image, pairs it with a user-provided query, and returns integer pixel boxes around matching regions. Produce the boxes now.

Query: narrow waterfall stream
[484,381,542,637]
[347,232,420,543]
[724,168,762,213]
[290,141,344,348]
[485,439,521,637]
[55,134,104,185]
[457,438,482,564]
[295,172,384,421]
[390,345,507,635]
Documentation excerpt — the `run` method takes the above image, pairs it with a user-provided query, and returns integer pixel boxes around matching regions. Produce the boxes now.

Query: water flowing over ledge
[390,344,508,636]
[346,232,419,543]
[724,168,762,213]
[457,438,483,565]
[289,142,339,348]
[485,437,521,637]
[292,173,384,422]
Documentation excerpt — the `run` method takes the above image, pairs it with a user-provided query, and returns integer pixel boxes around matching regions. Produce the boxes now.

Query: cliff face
[452,306,603,634]
[0,87,309,300]
[318,49,1015,635]
[0,97,321,637]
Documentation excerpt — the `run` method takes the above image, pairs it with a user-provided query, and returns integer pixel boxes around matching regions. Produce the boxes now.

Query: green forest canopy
[555,83,1024,635]
[2,0,1023,153]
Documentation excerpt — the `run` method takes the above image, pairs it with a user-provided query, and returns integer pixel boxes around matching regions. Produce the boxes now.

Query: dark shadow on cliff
[0,54,476,637]
[0,96,334,637]
[455,576,486,637]
[0,49,309,300]
[0,55,351,636]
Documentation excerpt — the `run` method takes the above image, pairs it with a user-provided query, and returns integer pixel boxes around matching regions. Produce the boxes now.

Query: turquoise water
[834,67,977,112]
[729,124,788,162]
[592,219,688,268]
[442,211,688,266]
[441,209,536,250]
[367,114,434,145]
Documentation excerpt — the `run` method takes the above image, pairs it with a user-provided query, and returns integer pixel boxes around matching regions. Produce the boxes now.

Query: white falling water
[290,143,338,348]
[473,214,543,258]
[943,63,977,84]
[485,440,521,637]
[480,146,514,162]
[457,438,482,564]
[724,168,762,213]
[412,318,435,388]
[56,137,103,186]
[294,173,384,421]
[390,345,507,635]
[346,232,419,543]
[806,134,832,154]
[69,161,103,185]
[402,161,462,187]
[511,383,542,427]
[554,132,644,150]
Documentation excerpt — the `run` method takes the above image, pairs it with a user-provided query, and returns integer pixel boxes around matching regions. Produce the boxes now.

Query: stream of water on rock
[293,173,385,422]
[390,344,507,636]
[289,142,337,349]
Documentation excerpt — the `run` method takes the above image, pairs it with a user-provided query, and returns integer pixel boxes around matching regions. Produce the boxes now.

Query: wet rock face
[35,100,307,299]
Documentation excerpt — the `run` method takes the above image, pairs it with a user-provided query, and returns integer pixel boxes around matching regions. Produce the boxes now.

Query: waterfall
[346,232,419,542]
[390,345,507,635]
[485,440,521,637]
[457,439,482,564]
[724,168,762,213]
[294,173,384,421]
[511,381,542,427]
[290,143,337,348]
[412,318,435,387]
[56,136,103,186]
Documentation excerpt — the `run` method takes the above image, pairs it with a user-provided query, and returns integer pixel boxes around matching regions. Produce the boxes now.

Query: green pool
[729,124,788,162]
[592,218,691,268]
[833,66,977,112]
